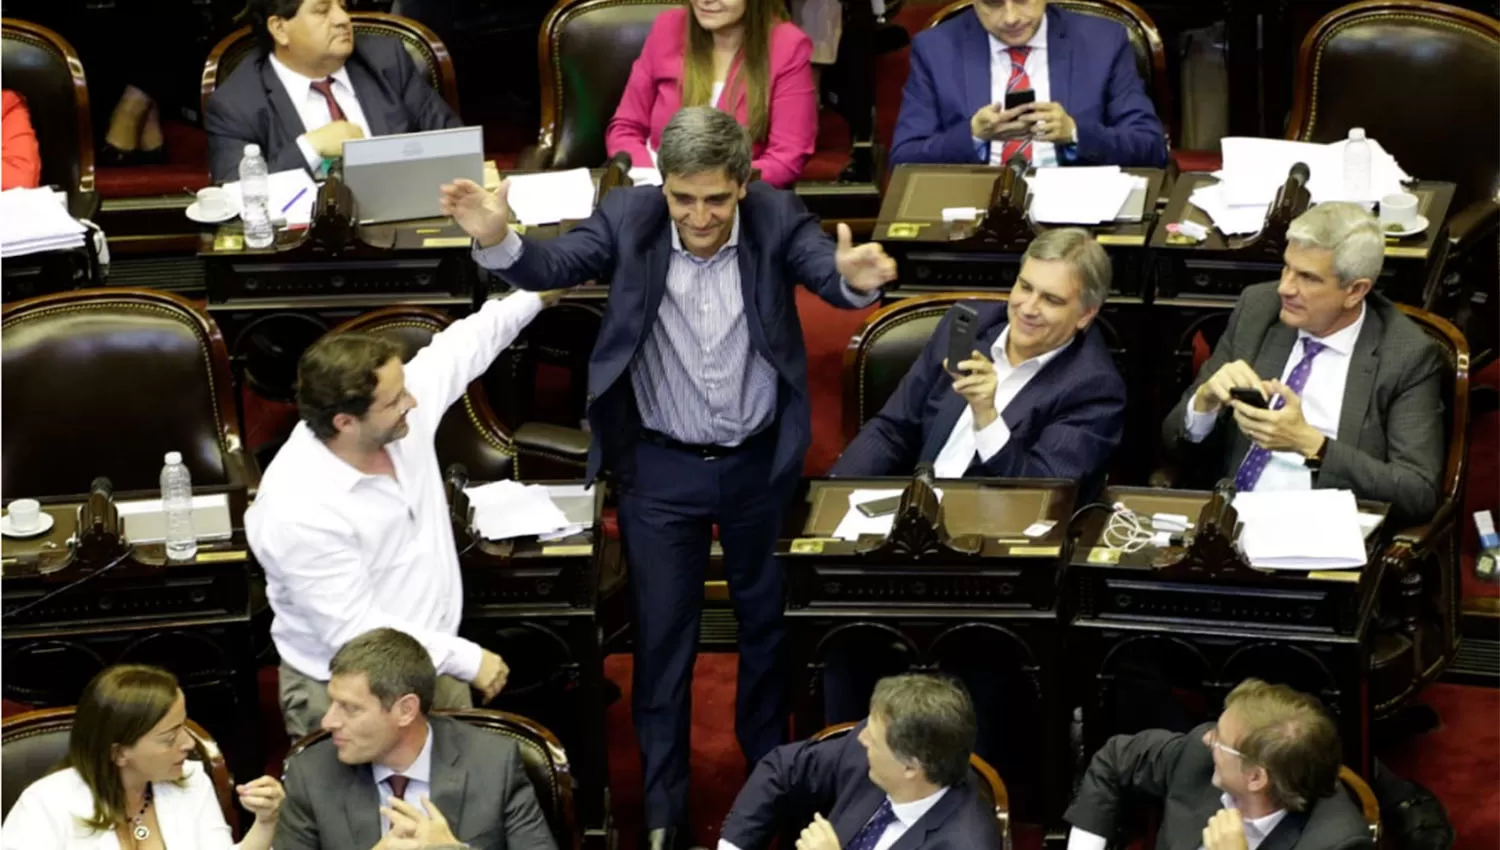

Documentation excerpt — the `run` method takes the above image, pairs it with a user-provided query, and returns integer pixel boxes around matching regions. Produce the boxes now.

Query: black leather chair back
[1287,1,1500,211]
[1,19,94,208]
[328,307,517,482]
[536,0,682,169]
[1,289,242,497]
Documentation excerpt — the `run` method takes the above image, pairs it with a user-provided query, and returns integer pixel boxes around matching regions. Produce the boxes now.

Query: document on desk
[1232,489,1367,570]
[1028,166,1145,225]
[465,480,579,541]
[506,168,596,225]
[831,488,944,542]
[1217,137,1411,207]
[0,187,86,257]
[223,169,318,226]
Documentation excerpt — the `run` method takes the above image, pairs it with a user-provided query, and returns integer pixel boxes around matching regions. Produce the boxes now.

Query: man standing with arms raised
[441,106,897,850]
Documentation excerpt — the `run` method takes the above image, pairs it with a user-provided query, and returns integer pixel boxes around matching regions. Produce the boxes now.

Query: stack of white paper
[506,168,596,225]
[464,480,580,541]
[223,169,319,226]
[831,488,944,542]
[0,188,86,257]
[1028,166,1146,225]
[1232,489,1367,570]
[628,166,663,187]
[1187,182,1272,236]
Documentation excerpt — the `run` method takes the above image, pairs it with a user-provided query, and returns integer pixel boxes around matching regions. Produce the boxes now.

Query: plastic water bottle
[239,143,275,249]
[161,452,198,561]
[1343,127,1371,202]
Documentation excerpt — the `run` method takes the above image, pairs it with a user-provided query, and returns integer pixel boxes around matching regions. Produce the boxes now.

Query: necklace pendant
[133,824,151,841]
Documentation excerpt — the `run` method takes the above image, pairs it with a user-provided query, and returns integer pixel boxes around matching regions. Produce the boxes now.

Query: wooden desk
[780,477,1077,826]
[453,482,624,850]
[1066,487,1390,776]
[0,490,261,782]
[1151,174,1456,304]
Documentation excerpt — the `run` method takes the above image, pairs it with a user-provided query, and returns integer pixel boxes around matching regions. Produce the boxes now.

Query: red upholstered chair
[0,18,96,218]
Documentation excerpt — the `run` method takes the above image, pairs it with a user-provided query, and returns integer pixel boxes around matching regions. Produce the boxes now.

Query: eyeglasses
[1207,727,1243,758]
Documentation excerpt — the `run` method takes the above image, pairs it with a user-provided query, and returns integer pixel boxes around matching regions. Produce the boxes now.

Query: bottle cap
[164,451,182,465]
[1348,127,1366,140]
[244,143,261,156]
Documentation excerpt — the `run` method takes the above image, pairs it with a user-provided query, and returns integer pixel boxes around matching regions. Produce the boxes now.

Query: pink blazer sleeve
[606,10,684,168]
[751,22,818,188]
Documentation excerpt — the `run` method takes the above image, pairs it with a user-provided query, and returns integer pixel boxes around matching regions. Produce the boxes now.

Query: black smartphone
[856,495,903,518]
[1229,386,1270,409]
[945,303,981,374]
[1004,89,1036,111]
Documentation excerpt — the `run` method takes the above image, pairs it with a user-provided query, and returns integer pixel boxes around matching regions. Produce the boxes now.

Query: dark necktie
[386,774,410,801]
[848,799,899,850]
[999,46,1033,164]
[1233,337,1328,492]
[309,78,348,123]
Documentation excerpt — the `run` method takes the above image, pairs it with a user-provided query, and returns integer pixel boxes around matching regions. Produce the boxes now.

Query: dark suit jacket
[274,715,558,850]
[1162,282,1444,525]
[1066,724,1372,850]
[891,6,1167,167]
[205,35,461,182]
[830,301,1126,491]
[720,720,1000,850]
[492,182,871,486]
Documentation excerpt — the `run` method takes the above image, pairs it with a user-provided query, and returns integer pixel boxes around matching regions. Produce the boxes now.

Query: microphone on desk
[988,155,1030,212]
[1271,161,1313,218]
[914,462,936,488]
[596,151,635,205]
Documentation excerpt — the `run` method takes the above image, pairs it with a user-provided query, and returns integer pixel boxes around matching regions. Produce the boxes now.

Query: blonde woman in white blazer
[1,665,284,850]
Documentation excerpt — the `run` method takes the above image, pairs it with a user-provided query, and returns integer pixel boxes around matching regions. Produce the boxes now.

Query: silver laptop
[343,126,484,224]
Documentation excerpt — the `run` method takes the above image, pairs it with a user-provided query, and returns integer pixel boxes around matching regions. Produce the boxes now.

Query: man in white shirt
[247,290,551,737]
[276,628,557,850]
[205,0,462,181]
[830,227,1126,491]
[1162,202,1445,525]
[1065,679,1372,850]
[717,673,998,850]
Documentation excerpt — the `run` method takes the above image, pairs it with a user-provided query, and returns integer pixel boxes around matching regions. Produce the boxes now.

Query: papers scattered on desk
[831,488,943,542]
[1232,489,1367,570]
[1028,166,1148,225]
[222,169,318,226]
[464,480,593,541]
[0,187,86,258]
[506,168,596,225]
[1191,137,1413,235]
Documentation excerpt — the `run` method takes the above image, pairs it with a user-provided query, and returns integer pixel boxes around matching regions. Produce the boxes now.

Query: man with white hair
[1162,201,1444,525]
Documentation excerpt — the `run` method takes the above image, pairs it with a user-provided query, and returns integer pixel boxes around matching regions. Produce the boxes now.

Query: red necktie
[999,46,1033,165]
[386,774,410,801]
[309,78,347,123]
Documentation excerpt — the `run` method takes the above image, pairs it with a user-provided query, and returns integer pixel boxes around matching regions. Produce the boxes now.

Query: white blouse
[1,761,236,850]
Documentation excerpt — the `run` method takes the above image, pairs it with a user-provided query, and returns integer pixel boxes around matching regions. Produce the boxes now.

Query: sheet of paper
[1027,166,1143,225]
[0,187,87,257]
[1217,137,1411,207]
[464,480,575,541]
[628,166,663,187]
[223,169,318,226]
[1232,489,1367,570]
[831,488,944,542]
[1187,182,1269,236]
[506,168,596,225]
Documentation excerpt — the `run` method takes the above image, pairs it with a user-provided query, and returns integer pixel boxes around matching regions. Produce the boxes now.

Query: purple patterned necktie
[1233,337,1327,492]
[848,799,898,850]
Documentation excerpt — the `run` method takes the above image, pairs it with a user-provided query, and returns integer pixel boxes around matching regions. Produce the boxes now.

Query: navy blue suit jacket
[493,182,869,485]
[720,720,999,850]
[891,6,1167,167]
[829,301,1126,489]
[205,36,461,182]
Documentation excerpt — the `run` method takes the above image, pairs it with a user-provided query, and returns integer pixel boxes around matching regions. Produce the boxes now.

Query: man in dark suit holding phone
[831,228,1126,492]
[440,107,897,850]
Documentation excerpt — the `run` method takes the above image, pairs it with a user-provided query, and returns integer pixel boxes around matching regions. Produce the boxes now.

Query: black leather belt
[638,426,773,459]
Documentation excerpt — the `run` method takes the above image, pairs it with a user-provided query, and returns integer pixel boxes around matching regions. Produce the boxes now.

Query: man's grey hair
[1021,228,1112,310]
[657,106,753,184]
[1287,202,1385,287]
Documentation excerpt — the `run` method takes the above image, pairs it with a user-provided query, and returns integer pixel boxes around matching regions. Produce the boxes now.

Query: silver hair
[1021,228,1112,310]
[656,106,753,184]
[1286,202,1385,287]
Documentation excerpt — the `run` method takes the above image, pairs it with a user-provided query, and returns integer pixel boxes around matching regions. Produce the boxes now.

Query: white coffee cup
[196,187,232,219]
[1379,192,1418,231]
[6,498,41,533]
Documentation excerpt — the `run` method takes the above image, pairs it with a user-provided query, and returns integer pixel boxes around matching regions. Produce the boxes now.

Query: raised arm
[401,292,545,431]
[443,177,619,290]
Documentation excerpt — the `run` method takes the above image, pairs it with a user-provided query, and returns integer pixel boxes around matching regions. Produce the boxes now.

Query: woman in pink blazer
[606,1,818,188]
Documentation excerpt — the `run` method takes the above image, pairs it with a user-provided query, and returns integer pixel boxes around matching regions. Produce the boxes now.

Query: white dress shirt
[1183,305,1366,492]
[1067,793,1287,850]
[1,761,237,850]
[267,54,373,173]
[246,293,545,684]
[372,722,435,836]
[988,15,1061,168]
[932,325,1066,478]
[717,787,950,850]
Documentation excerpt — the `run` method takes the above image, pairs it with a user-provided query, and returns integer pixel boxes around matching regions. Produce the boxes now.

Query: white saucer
[1382,215,1428,239]
[1,512,54,538]
[186,202,239,224]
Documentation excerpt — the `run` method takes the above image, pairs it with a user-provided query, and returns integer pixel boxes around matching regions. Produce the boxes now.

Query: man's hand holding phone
[950,352,1000,431]
[1193,359,1266,415]
[971,101,1036,142]
[1025,101,1077,143]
